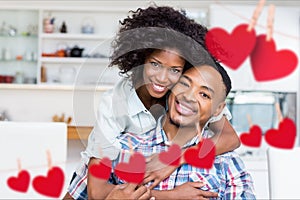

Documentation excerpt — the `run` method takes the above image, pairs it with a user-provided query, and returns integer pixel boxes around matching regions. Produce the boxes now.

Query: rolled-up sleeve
[83,92,122,161]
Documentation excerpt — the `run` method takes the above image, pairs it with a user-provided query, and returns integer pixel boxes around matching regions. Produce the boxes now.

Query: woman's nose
[156,68,168,83]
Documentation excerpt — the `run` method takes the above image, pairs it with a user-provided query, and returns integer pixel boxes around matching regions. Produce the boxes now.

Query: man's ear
[213,101,226,117]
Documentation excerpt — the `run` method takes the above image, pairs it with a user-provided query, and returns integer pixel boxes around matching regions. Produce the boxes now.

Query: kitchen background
[0,0,299,199]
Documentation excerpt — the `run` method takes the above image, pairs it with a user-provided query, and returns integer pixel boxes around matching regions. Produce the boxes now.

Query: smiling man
[91,62,256,200]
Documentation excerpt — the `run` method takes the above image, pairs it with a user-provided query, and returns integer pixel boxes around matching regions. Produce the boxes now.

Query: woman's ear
[213,101,226,118]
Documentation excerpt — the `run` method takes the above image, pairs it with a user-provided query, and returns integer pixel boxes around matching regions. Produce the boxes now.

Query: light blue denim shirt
[83,77,157,161]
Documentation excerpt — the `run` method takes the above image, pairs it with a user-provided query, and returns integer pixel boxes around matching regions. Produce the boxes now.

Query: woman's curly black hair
[109,5,215,85]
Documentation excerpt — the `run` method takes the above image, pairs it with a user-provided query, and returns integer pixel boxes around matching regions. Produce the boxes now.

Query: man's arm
[224,154,256,199]
[151,182,218,200]
[209,116,240,155]
[87,157,115,200]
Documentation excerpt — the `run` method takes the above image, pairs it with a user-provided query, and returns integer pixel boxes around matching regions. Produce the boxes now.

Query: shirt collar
[127,85,148,117]
[153,115,211,147]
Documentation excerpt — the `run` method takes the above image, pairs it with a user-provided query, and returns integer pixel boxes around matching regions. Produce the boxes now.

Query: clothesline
[212,0,300,41]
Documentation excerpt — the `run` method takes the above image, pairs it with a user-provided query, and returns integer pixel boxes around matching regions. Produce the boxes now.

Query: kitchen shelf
[0,83,113,91]
[40,57,109,64]
[40,33,110,40]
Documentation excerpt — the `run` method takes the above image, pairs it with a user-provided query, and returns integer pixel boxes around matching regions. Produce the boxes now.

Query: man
[90,63,256,199]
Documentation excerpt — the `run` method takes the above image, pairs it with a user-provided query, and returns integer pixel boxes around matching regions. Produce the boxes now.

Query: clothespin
[46,150,53,169]
[17,158,22,172]
[247,0,266,32]
[247,114,253,128]
[275,102,283,123]
[128,137,134,155]
[266,4,275,41]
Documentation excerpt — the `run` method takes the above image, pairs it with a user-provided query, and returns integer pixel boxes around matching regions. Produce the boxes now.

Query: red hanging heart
[183,138,215,169]
[7,170,30,193]
[205,24,256,70]
[32,166,65,198]
[115,152,146,184]
[265,118,296,149]
[89,157,112,180]
[240,125,263,147]
[158,144,181,166]
[250,34,298,81]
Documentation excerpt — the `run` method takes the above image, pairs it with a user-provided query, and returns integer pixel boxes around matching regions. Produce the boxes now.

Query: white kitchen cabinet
[0,9,38,83]
[209,4,299,92]
[0,6,129,86]
[38,7,128,86]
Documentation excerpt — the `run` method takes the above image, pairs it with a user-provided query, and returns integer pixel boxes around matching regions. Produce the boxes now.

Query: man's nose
[182,87,197,102]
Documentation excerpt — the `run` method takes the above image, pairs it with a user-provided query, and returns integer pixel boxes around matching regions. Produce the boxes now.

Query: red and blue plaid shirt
[68,116,256,199]
[111,116,256,199]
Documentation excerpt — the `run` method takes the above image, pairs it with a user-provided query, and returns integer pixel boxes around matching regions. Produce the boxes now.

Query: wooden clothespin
[247,0,266,32]
[128,137,134,155]
[266,4,275,41]
[46,150,53,169]
[275,102,283,123]
[17,158,22,172]
[247,114,253,128]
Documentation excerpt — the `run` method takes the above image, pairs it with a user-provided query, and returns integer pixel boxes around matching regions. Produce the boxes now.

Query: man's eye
[179,81,189,87]
[200,92,210,99]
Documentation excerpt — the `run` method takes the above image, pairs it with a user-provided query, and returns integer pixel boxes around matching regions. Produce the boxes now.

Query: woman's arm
[87,157,115,200]
[209,116,240,155]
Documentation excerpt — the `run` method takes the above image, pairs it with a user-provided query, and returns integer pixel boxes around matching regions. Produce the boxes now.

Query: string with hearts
[264,103,296,149]
[158,143,181,166]
[205,0,298,82]
[32,150,65,198]
[205,0,263,70]
[183,138,215,169]
[89,147,112,181]
[250,4,298,81]
[240,103,296,149]
[7,159,31,193]
[240,114,263,147]
[114,138,146,184]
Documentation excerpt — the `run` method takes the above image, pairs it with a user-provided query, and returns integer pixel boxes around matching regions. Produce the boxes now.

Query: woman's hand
[105,183,151,200]
[170,182,218,200]
[143,153,178,189]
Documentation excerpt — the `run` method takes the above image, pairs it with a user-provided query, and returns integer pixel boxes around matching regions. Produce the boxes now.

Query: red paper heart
[159,144,181,166]
[240,125,263,147]
[250,34,298,81]
[89,157,112,180]
[205,24,256,70]
[32,166,64,198]
[265,118,296,149]
[7,170,30,193]
[183,138,215,169]
[115,152,146,184]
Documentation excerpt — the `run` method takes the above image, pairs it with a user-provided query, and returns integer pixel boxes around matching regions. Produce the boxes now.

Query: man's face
[167,65,226,128]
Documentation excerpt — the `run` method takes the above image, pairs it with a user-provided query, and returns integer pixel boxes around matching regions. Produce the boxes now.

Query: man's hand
[170,182,218,199]
[105,183,151,200]
[143,153,178,189]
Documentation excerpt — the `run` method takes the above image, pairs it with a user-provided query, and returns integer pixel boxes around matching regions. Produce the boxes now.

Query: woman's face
[143,49,185,98]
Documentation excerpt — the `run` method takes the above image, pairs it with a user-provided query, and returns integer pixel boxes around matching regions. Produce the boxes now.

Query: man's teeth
[179,103,193,114]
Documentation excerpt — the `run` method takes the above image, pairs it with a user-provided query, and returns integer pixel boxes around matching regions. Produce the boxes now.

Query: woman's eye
[170,68,182,74]
[150,62,159,68]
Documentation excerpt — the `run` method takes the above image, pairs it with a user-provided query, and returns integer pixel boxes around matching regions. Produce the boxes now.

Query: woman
[65,5,240,200]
